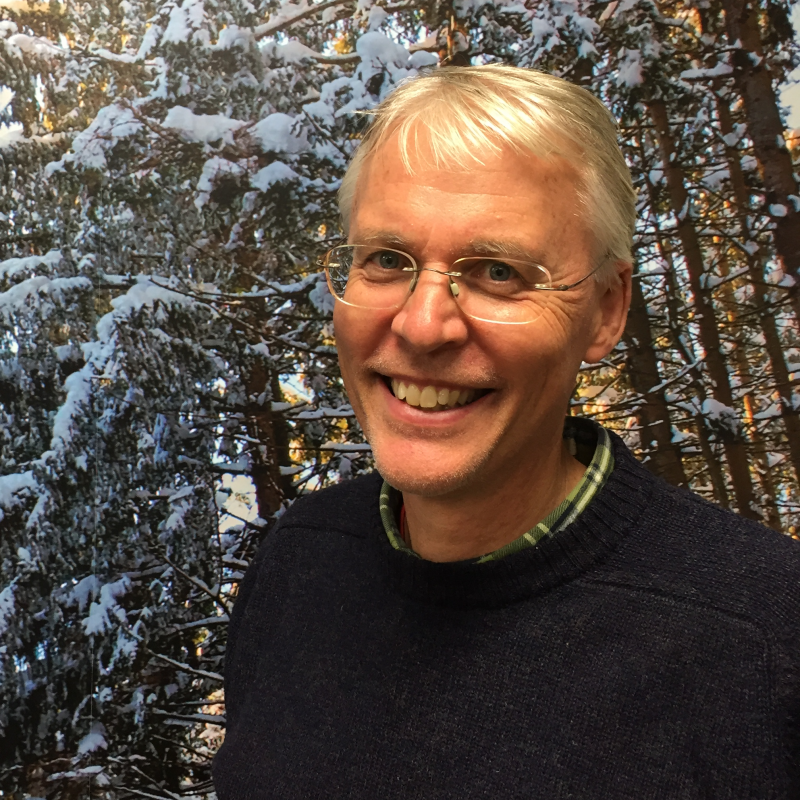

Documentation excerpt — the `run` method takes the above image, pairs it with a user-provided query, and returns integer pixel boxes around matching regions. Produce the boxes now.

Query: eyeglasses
[317,244,601,325]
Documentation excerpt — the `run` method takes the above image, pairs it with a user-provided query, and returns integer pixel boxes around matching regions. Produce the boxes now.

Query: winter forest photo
[0,0,799,795]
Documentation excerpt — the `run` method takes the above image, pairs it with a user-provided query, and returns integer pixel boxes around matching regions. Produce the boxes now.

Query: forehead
[350,132,593,264]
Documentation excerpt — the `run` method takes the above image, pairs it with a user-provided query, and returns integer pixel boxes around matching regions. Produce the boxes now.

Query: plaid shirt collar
[379,417,615,564]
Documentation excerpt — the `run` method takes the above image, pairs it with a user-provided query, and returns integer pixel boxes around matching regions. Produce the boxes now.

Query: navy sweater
[213,433,800,799]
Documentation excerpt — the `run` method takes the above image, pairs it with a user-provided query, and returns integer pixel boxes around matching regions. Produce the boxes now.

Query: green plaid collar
[379,417,614,563]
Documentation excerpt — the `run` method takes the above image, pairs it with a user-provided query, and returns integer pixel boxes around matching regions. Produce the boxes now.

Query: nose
[390,268,469,352]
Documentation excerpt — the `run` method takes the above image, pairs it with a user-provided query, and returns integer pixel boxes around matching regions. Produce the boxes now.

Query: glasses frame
[316,244,605,324]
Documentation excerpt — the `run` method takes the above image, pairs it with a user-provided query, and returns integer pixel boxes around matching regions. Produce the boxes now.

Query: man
[213,66,800,798]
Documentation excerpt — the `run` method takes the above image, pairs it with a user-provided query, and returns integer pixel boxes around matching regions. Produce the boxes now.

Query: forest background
[0,0,799,796]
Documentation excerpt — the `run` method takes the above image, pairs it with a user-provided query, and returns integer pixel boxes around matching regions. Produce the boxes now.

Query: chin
[373,452,486,498]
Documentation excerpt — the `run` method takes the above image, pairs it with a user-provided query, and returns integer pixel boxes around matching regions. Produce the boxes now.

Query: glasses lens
[325,245,414,309]
[453,258,552,323]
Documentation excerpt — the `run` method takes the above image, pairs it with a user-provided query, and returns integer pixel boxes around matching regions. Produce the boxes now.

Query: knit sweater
[213,432,800,799]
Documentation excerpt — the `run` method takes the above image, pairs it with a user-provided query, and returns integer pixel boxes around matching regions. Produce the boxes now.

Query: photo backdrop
[0,0,798,795]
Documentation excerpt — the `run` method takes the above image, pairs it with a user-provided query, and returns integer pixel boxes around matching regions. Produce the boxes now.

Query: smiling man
[214,66,800,799]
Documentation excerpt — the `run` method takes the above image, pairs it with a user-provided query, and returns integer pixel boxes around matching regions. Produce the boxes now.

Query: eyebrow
[353,230,415,250]
[352,229,551,266]
[468,239,550,266]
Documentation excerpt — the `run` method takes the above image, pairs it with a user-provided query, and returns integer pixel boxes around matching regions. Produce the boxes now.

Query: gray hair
[338,65,635,285]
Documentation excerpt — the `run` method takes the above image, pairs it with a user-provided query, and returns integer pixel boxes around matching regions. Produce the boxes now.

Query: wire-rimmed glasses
[317,244,600,325]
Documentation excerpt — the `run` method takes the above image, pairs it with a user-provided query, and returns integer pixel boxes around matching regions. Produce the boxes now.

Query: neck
[402,434,587,562]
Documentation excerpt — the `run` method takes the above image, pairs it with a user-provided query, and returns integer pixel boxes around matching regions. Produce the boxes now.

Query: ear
[582,260,632,364]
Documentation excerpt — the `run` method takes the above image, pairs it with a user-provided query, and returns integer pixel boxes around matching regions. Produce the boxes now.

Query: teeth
[390,379,479,411]
[420,386,438,408]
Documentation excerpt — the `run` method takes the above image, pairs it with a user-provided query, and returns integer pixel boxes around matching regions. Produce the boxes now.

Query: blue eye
[488,262,513,281]
[378,251,401,269]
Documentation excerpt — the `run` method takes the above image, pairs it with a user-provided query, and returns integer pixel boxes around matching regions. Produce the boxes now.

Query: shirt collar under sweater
[379,416,614,564]
[378,429,653,608]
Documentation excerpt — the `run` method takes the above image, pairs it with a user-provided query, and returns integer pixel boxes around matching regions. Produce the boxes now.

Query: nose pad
[449,279,460,297]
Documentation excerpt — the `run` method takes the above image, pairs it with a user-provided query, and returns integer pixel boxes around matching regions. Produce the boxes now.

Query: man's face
[334,134,629,498]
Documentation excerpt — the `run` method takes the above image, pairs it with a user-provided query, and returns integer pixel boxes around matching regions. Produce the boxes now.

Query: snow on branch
[254,0,353,39]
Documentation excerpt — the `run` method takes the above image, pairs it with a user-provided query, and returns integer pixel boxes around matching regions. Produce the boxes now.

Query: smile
[387,377,488,411]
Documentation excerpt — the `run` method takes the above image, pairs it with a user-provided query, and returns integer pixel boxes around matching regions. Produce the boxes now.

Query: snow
[251,161,299,191]
[137,21,162,59]
[163,106,245,145]
[264,39,320,64]
[0,276,92,322]
[6,32,63,58]
[0,249,61,280]
[409,50,438,69]
[163,0,208,45]
[617,49,643,87]
[303,99,336,126]
[195,156,245,207]
[53,104,144,172]
[704,165,729,189]
[319,442,372,452]
[769,203,788,217]
[0,584,15,637]
[77,722,108,754]
[82,578,130,636]
[252,113,309,153]
[68,575,100,612]
[96,277,197,344]
[701,398,740,433]
[680,63,732,80]
[739,155,758,172]
[0,121,23,149]
[49,366,92,452]
[356,31,410,67]
[309,278,334,314]
[367,5,387,29]
[0,471,36,521]
[213,24,254,50]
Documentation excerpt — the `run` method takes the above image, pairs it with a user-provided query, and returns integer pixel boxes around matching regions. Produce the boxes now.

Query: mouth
[384,376,491,412]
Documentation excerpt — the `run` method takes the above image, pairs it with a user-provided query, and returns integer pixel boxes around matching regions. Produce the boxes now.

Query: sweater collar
[376,430,656,608]
[379,417,615,564]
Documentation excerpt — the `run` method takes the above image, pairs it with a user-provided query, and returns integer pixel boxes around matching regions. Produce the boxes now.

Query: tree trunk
[716,244,782,529]
[244,359,296,522]
[648,99,759,520]
[714,92,800,487]
[721,0,800,312]
[635,129,731,506]
[624,274,688,486]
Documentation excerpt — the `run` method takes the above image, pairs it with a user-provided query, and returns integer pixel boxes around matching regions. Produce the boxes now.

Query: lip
[377,375,493,427]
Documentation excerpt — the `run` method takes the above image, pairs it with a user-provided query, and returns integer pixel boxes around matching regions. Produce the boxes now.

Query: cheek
[487,316,583,395]
[333,306,393,379]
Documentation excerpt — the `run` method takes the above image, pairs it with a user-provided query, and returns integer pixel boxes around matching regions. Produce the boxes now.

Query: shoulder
[599,438,800,628]
[229,472,384,636]
[274,471,384,537]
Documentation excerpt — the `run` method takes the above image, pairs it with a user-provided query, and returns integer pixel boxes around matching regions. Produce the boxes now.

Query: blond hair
[338,65,635,283]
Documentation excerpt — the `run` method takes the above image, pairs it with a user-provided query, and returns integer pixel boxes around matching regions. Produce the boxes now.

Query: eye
[376,251,402,270]
[487,261,514,281]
